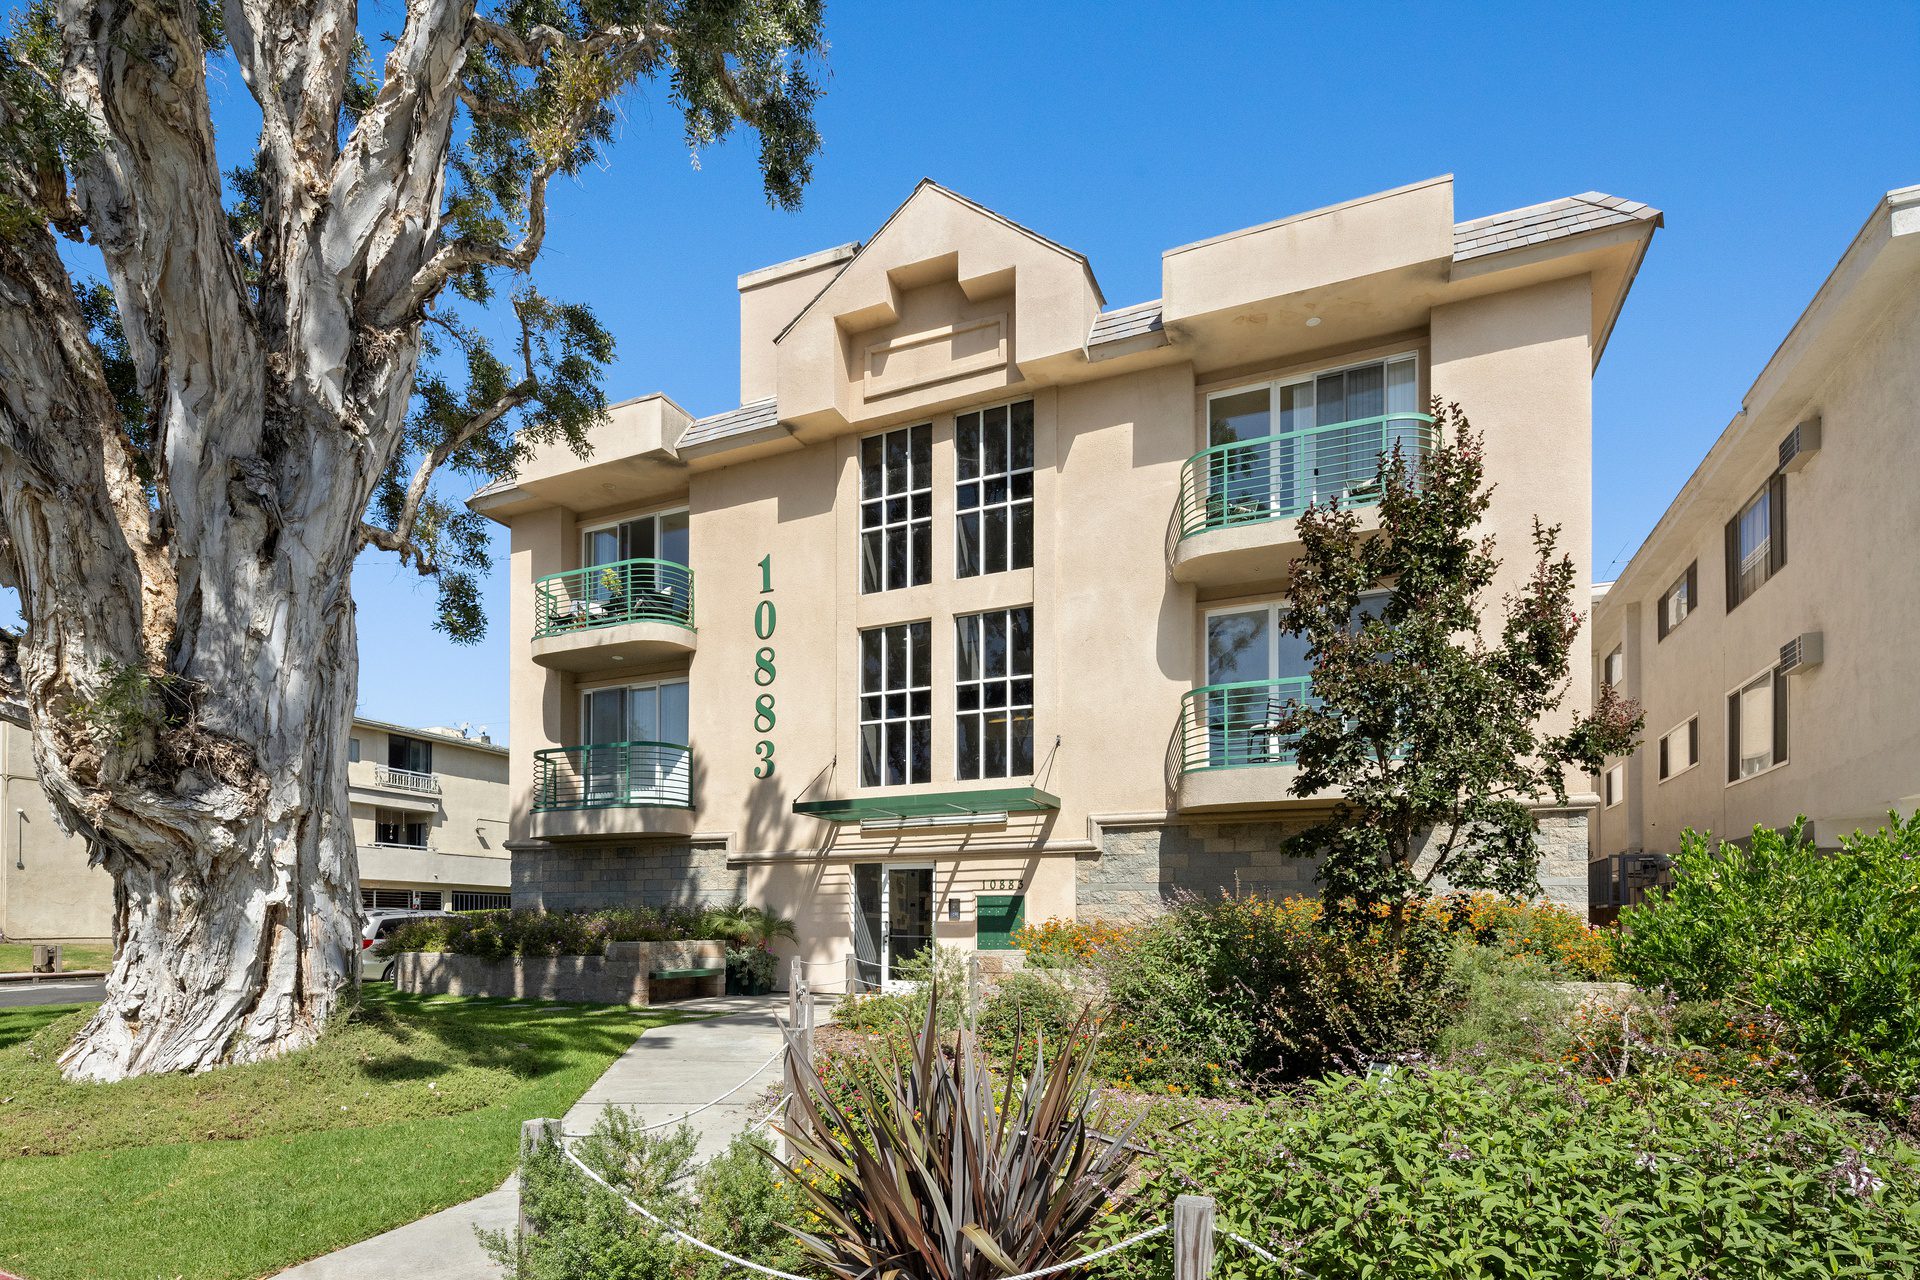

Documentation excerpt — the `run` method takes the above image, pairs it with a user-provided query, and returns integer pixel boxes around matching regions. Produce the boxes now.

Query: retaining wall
[391,939,725,1005]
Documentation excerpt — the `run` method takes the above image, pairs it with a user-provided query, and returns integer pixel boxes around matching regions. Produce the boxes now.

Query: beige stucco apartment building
[473,176,1659,983]
[1590,184,1920,911]
[0,717,510,944]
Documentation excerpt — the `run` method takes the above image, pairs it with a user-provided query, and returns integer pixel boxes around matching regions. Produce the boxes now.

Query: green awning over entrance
[792,786,1060,823]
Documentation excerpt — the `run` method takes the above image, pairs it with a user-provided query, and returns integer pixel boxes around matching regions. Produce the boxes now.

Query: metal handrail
[1172,411,1437,542]
[1171,677,1315,774]
[532,739,693,812]
[533,557,695,639]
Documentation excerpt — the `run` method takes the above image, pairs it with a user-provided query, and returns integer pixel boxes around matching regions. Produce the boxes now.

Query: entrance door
[851,864,936,989]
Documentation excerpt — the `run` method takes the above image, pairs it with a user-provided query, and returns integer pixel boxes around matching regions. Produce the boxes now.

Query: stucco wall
[1593,221,1920,860]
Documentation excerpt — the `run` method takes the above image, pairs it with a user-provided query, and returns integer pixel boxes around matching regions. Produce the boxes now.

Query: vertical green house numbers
[753,555,777,778]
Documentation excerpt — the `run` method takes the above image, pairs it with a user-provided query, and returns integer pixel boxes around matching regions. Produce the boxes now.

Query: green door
[975,894,1026,951]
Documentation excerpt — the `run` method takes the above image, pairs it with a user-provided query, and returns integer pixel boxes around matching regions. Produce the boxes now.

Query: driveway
[0,979,105,1008]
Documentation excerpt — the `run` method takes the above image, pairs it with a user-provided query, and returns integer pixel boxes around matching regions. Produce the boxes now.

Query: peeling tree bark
[0,0,486,1079]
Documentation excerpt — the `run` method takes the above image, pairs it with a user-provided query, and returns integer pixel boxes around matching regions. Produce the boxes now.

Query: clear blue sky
[23,1,1920,736]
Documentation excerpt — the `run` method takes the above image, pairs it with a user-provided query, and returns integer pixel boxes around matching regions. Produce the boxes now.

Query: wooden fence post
[518,1117,561,1240]
[782,971,813,1161]
[844,950,858,995]
[1173,1193,1215,1280]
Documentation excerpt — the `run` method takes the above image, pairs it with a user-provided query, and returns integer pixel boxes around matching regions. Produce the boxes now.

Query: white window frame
[859,620,932,787]
[858,422,933,594]
[580,505,691,569]
[1726,664,1787,785]
[1603,646,1624,688]
[578,676,691,746]
[1603,764,1625,809]
[1203,352,1422,444]
[955,606,1035,780]
[1657,717,1699,783]
[955,400,1035,578]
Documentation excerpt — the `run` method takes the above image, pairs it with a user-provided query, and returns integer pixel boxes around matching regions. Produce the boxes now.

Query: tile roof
[1087,299,1165,348]
[678,397,780,450]
[1453,193,1661,261]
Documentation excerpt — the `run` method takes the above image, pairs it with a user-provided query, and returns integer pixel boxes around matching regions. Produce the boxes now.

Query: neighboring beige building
[0,716,511,943]
[473,176,1658,982]
[1590,184,1920,911]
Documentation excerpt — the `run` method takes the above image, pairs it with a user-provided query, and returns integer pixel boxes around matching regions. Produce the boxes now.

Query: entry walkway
[273,994,789,1279]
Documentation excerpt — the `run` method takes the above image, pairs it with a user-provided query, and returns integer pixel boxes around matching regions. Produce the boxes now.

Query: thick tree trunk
[56,600,363,1080]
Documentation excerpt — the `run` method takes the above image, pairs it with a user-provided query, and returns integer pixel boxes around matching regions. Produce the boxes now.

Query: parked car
[359,909,452,982]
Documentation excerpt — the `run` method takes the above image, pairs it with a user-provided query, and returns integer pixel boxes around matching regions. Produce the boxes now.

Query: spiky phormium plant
[776,990,1136,1280]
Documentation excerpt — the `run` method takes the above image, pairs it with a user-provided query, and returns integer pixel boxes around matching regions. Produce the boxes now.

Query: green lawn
[0,989,682,1280]
[0,940,114,973]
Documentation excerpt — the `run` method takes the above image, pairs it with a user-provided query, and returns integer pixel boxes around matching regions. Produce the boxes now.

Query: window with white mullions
[860,424,932,593]
[956,400,1034,577]
[373,807,429,848]
[956,607,1034,780]
[860,621,931,785]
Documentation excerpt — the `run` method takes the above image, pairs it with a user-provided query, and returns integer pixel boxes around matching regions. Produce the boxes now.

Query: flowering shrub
[1012,917,1136,966]
[1431,891,1618,980]
[376,906,714,960]
[1620,815,1920,1117]
[1089,1065,1920,1280]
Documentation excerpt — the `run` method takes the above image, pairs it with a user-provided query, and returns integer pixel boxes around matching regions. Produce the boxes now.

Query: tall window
[1728,667,1787,781]
[1658,718,1699,780]
[374,807,429,848]
[860,622,931,785]
[1204,354,1420,522]
[1603,764,1624,808]
[1658,562,1696,640]
[1603,646,1625,688]
[860,424,931,593]
[956,401,1034,577]
[388,734,433,775]
[1725,476,1785,610]
[956,607,1034,779]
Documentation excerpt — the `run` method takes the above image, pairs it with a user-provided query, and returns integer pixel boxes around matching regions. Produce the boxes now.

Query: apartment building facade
[0,717,510,943]
[1590,184,1919,910]
[475,176,1658,982]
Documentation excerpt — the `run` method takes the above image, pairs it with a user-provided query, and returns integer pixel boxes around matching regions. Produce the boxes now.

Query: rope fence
[520,963,1301,1279]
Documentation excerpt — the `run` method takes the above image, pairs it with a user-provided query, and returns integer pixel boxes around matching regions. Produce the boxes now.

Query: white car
[359,909,453,981]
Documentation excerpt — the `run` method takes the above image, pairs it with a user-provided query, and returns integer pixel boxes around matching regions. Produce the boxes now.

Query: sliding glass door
[581,679,690,805]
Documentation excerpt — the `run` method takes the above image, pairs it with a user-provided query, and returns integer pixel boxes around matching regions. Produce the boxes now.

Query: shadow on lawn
[0,1003,89,1052]
[353,991,669,1082]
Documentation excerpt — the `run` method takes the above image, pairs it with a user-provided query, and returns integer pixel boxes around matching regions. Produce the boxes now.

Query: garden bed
[393,939,724,1005]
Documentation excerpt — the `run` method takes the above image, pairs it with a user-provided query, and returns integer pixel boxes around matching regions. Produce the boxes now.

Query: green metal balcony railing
[1172,412,1437,543]
[1170,677,1315,775]
[532,741,693,811]
[533,558,694,639]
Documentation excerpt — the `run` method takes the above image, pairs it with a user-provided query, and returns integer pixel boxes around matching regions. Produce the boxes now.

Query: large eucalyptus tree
[0,0,823,1080]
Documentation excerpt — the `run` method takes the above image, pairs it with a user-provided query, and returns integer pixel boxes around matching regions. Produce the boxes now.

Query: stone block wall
[392,938,725,1005]
[1079,810,1592,920]
[510,840,742,911]
[1078,820,1321,919]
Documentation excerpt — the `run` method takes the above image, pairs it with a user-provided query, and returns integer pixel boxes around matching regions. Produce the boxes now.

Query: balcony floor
[528,806,697,841]
[531,620,697,672]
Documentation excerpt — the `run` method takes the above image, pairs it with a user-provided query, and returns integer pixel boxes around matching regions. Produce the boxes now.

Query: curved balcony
[531,558,696,671]
[1168,677,1314,812]
[529,740,695,840]
[1168,412,1435,587]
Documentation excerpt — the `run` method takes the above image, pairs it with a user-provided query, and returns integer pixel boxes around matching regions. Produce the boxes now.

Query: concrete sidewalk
[273,994,790,1279]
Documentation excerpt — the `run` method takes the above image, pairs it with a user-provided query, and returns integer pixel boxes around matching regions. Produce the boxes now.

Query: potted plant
[726,944,779,996]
